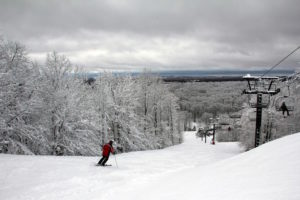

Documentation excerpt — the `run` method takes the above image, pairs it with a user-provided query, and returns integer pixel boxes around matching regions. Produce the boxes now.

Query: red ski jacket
[102,143,114,157]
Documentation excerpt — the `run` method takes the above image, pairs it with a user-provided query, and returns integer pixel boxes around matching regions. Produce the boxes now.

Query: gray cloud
[0,0,299,71]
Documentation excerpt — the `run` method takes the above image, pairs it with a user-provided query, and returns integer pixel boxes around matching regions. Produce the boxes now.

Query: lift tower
[242,75,280,147]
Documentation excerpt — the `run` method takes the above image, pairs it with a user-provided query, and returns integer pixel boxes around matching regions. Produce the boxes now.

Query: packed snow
[1,132,300,200]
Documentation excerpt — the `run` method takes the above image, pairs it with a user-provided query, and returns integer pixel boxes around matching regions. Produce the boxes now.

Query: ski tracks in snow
[0,132,242,200]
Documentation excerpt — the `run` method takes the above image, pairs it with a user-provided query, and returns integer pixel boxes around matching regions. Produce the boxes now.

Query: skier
[98,140,115,166]
[280,101,290,117]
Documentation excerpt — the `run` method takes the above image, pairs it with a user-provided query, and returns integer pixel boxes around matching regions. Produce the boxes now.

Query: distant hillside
[85,69,295,79]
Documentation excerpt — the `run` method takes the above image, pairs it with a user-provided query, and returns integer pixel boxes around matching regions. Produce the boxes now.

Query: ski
[95,164,112,167]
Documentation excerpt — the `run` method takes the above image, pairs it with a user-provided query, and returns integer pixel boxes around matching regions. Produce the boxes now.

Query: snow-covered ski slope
[1,132,300,200]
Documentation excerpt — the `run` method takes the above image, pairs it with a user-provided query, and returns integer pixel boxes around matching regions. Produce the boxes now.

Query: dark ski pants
[98,156,109,166]
[283,109,289,116]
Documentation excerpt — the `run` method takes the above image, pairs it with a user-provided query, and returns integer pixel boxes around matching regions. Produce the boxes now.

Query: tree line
[169,81,247,130]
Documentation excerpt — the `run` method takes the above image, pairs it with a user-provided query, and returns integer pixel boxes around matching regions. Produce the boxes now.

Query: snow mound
[120,133,300,200]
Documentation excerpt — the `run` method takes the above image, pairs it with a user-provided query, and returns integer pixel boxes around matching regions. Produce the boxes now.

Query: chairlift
[219,122,230,126]
[274,96,295,111]
[274,85,295,111]
[221,124,229,129]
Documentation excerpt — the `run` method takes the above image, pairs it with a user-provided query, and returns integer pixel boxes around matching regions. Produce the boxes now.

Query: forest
[0,38,182,155]
[1,37,299,155]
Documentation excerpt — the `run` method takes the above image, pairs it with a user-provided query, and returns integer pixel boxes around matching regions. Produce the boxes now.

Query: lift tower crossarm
[243,89,280,95]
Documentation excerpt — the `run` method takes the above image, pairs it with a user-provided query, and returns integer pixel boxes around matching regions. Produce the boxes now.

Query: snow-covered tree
[134,72,182,149]
[39,52,80,155]
[0,37,46,154]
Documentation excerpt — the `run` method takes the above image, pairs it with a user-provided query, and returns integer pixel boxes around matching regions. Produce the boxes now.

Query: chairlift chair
[274,84,295,111]
[220,123,230,131]
[219,122,230,126]
[274,96,295,111]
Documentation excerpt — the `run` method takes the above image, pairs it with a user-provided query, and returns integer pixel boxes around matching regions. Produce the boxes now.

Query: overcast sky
[1,0,300,72]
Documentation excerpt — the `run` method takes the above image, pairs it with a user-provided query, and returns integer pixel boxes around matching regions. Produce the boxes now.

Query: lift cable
[260,46,300,78]
[271,70,300,94]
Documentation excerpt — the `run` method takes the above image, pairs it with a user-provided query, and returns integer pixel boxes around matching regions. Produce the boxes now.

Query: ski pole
[113,154,119,168]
